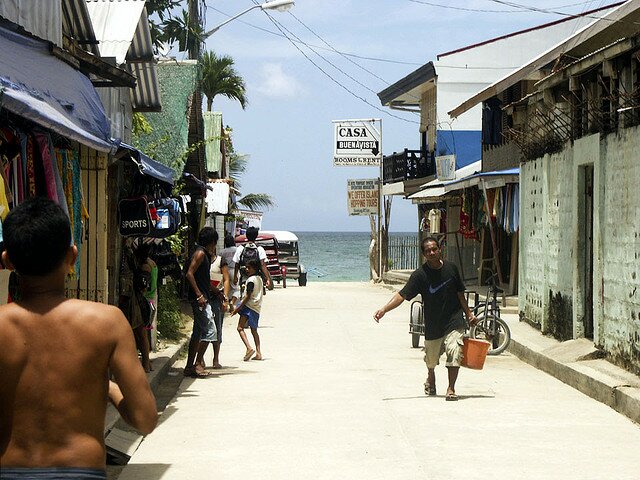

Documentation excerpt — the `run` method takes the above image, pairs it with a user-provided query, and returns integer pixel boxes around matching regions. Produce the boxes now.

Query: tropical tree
[225,128,275,212]
[160,8,205,58]
[200,51,248,111]
[145,0,181,53]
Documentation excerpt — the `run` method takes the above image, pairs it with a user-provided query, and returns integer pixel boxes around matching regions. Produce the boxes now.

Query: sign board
[436,154,456,181]
[232,208,263,236]
[333,120,381,166]
[347,178,379,216]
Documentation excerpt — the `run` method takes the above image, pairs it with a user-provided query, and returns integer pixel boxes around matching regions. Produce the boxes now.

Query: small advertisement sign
[436,154,456,181]
[347,178,379,216]
[333,120,381,166]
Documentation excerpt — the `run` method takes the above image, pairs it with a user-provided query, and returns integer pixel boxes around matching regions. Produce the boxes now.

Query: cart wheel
[412,332,421,348]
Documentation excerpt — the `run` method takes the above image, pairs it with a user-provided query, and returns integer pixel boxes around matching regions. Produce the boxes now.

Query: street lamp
[202,0,295,39]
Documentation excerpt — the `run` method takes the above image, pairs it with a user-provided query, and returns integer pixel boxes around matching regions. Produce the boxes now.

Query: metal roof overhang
[377,62,436,108]
[0,24,112,151]
[117,142,174,185]
[62,0,100,55]
[86,0,160,112]
[448,0,640,119]
[441,168,519,193]
[408,160,482,203]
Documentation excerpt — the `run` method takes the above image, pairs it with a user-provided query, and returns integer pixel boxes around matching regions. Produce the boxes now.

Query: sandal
[424,382,436,396]
[445,392,459,401]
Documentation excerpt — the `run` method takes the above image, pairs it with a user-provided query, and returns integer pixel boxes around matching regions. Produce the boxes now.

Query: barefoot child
[231,259,263,361]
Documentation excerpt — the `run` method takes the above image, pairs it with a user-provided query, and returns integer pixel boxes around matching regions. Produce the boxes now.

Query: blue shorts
[238,305,260,329]
[0,468,106,479]
[191,301,217,342]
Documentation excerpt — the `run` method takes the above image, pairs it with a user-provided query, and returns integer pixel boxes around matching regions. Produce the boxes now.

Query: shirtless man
[0,198,157,479]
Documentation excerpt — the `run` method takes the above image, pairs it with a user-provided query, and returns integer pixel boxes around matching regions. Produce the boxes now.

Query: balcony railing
[382,149,435,184]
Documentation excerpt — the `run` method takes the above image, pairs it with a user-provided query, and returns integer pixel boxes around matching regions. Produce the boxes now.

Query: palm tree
[228,150,275,211]
[200,51,248,111]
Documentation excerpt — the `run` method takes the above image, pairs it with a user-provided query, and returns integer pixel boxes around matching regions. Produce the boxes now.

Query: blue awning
[117,142,175,186]
[0,23,112,151]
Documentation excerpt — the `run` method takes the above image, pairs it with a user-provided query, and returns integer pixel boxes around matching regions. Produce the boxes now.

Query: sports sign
[333,120,381,166]
[347,178,379,216]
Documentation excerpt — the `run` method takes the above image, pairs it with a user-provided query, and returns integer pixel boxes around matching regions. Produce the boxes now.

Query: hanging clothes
[512,184,520,232]
[428,208,441,234]
[0,176,9,220]
[35,132,58,203]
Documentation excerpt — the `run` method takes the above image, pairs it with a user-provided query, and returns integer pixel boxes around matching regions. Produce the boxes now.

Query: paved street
[118,282,640,480]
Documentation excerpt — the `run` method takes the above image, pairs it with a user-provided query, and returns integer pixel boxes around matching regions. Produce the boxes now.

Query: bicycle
[468,273,511,355]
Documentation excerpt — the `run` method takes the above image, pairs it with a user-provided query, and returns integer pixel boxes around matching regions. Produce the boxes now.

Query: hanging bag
[118,196,152,236]
[148,197,182,238]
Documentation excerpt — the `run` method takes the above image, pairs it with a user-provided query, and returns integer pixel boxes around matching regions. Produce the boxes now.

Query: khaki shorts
[423,329,464,368]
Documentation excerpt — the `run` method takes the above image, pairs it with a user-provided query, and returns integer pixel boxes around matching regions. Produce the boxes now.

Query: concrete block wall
[600,129,640,373]
[520,126,640,373]
[519,160,545,325]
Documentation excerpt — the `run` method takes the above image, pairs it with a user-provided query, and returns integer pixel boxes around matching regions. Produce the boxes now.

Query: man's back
[0,297,153,468]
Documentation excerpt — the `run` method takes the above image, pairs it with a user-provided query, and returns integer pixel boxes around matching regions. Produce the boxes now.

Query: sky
[195,0,614,232]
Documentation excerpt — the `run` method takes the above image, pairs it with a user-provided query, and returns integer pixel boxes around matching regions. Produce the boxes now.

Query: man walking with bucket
[373,237,477,401]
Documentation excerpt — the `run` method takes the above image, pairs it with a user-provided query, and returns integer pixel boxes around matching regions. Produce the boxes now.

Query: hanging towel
[206,182,230,214]
[35,133,58,202]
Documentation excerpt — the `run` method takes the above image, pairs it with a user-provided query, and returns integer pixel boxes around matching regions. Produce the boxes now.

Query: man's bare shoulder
[60,299,128,328]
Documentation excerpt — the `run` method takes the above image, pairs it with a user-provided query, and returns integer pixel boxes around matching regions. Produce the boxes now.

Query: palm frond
[238,193,276,211]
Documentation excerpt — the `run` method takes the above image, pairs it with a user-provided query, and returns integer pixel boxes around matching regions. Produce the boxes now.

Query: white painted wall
[520,128,640,372]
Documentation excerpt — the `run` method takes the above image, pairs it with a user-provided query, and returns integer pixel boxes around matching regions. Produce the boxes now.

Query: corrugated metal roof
[0,0,63,46]
[62,0,99,55]
[86,0,144,64]
[86,0,160,111]
[204,112,223,173]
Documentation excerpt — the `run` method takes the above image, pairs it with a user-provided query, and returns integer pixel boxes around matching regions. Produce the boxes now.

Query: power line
[484,0,639,24]
[254,9,419,125]
[206,4,422,66]
[408,0,603,13]
[287,11,390,86]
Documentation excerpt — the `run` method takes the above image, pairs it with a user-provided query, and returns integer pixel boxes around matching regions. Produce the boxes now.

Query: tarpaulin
[117,142,175,186]
[0,23,112,151]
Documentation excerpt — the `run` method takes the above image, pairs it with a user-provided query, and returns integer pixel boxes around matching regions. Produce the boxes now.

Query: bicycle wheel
[470,315,511,355]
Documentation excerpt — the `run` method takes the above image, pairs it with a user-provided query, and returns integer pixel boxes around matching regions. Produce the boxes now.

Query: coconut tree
[200,51,248,111]
[160,8,205,59]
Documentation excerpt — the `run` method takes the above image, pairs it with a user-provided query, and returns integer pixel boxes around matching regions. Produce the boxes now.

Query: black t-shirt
[399,260,465,339]
[186,246,212,302]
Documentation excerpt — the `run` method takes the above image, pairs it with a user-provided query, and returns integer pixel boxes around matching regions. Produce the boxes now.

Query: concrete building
[449,1,640,374]
[378,5,614,285]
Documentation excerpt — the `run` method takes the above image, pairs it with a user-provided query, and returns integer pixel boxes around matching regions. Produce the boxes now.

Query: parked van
[262,231,306,286]
[235,233,284,288]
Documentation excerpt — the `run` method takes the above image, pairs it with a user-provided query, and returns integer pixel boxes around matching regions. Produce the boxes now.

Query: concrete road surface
[118,282,640,480]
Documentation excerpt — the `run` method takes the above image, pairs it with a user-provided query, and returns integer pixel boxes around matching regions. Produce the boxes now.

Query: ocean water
[295,232,412,282]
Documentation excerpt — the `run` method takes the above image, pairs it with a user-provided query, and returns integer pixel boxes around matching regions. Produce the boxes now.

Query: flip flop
[445,392,459,401]
[424,382,436,396]
[184,368,211,378]
[243,349,255,361]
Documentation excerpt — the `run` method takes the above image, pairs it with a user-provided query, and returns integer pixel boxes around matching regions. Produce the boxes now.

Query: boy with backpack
[233,227,272,290]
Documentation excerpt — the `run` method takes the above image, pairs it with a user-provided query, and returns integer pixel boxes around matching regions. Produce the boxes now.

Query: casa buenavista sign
[333,119,381,166]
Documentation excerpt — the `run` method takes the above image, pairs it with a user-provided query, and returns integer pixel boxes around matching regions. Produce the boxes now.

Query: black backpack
[240,243,260,267]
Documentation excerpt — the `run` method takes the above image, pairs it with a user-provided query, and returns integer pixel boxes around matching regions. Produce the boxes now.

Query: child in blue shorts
[231,260,263,361]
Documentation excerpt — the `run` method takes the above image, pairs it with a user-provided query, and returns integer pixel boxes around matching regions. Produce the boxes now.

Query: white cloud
[254,63,306,98]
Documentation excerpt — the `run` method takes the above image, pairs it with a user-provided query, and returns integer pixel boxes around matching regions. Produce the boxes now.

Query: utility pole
[188,0,202,59]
